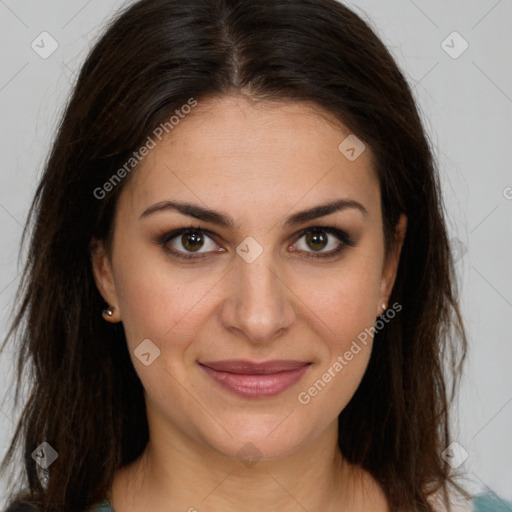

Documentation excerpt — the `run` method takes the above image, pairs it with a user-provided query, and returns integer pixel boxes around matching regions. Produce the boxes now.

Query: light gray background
[0,0,511,506]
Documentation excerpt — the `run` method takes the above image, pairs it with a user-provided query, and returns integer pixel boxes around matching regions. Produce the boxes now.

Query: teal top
[471,493,512,511]
[91,493,512,511]
[91,502,113,512]
[92,501,114,512]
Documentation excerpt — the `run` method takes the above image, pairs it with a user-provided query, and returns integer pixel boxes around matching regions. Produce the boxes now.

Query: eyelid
[157,224,355,260]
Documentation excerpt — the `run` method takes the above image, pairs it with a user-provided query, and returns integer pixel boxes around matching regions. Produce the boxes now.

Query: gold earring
[382,303,387,311]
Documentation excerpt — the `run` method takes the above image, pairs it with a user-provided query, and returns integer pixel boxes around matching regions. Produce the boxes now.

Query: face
[91,95,406,462]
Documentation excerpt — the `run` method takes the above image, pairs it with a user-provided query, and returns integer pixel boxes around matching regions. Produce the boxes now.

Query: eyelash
[156,225,356,261]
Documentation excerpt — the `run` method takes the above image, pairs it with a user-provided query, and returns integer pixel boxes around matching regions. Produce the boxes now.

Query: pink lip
[199,360,312,398]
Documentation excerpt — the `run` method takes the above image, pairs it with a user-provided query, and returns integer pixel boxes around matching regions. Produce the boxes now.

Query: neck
[109,419,368,512]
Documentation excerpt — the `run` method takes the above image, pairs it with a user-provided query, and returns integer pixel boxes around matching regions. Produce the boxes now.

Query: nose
[219,245,297,345]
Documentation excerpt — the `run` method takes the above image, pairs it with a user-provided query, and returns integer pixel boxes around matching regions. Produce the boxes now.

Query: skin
[91,95,407,512]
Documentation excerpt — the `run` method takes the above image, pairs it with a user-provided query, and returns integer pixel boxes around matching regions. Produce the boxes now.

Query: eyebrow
[140,198,368,229]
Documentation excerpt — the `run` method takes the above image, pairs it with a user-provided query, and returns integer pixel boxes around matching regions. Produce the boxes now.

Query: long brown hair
[1,0,469,510]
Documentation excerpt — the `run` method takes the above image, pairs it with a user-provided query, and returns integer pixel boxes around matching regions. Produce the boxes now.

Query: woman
[1,0,507,511]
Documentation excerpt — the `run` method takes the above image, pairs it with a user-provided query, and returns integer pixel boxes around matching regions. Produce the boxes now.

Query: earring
[382,303,387,311]
[102,304,117,322]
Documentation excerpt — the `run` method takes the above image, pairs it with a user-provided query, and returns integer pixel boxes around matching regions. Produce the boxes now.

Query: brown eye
[180,230,204,252]
[160,227,222,260]
[305,230,329,252]
[293,226,354,259]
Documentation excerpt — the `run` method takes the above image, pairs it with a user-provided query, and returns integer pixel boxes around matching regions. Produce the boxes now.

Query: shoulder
[427,490,512,512]
[89,499,115,512]
[471,492,512,512]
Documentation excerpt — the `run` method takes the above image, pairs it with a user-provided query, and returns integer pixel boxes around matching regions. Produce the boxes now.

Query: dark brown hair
[1,0,469,510]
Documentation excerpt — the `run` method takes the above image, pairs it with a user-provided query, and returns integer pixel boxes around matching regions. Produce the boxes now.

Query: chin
[195,412,314,464]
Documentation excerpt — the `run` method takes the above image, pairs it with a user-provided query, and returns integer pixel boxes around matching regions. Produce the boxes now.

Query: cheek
[296,254,383,339]
[304,274,377,376]
[111,243,217,350]
[297,345,372,429]
[292,246,383,402]
[295,272,379,417]
[112,222,384,353]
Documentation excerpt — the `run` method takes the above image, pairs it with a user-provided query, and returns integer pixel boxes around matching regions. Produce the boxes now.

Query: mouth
[198,359,312,398]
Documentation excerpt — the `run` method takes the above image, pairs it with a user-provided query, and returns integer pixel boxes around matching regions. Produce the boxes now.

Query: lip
[199,360,312,398]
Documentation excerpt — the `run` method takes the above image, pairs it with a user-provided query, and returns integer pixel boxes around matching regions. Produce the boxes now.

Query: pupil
[306,230,327,251]
[182,231,203,252]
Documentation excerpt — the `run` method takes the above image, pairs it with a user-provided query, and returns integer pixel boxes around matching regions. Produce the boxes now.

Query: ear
[377,213,407,316]
[90,236,121,320]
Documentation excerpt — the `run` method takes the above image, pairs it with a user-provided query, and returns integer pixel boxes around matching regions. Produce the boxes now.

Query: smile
[198,360,312,398]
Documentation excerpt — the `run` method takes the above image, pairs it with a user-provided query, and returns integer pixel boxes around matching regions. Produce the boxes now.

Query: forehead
[121,95,380,220]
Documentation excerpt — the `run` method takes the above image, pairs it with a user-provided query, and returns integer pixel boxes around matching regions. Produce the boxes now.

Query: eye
[291,226,354,258]
[160,227,223,260]
[157,225,355,261]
